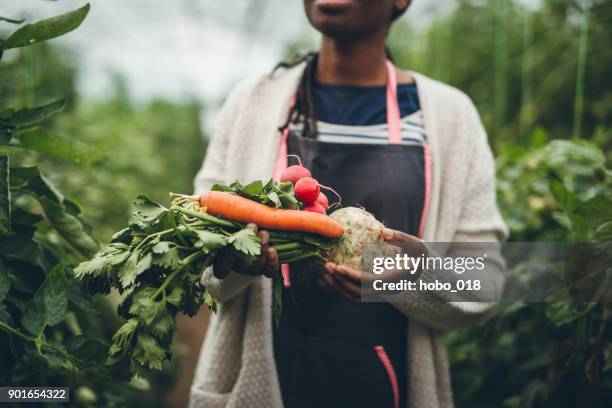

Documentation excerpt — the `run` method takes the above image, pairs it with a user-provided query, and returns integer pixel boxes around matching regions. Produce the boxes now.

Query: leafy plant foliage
[447,138,611,408]
[0,4,157,406]
[74,182,338,374]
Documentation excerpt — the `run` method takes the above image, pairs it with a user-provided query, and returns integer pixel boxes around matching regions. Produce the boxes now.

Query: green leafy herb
[73,185,341,374]
[227,228,261,257]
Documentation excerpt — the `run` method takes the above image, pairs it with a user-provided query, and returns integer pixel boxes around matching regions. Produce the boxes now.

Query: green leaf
[148,312,174,338]
[0,4,90,51]
[203,290,217,313]
[135,253,153,275]
[11,208,43,226]
[594,221,612,242]
[0,259,10,303]
[277,182,294,193]
[16,128,98,165]
[129,297,164,326]
[67,280,99,315]
[21,264,68,335]
[2,100,64,129]
[549,180,575,212]
[0,156,10,236]
[210,183,233,193]
[111,227,131,243]
[604,346,612,372]
[129,195,166,229]
[267,191,281,208]
[132,333,167,370]
[152,247,180,270]
[109,319,138,356]
[166,287,185,307]
[0,304,10,324]
[66,335,109,371]
[194,230,227,254]
[0,225,34,256]
[152,241,171,254]
[10,166,63,204]
[243,180,264,196]
[0,128,12,145]
[119,253,139,289]
[278,191,299,209]
[571,194,612,240]
[39,196,99,257]
[74,243,130,279]
[227,228,261,257]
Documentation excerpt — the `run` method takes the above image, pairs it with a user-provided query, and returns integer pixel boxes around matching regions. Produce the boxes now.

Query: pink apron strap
[385,60,402,144]
[417,144,432,238]
[273,127,289,183]
[273,96,295,182]
[274,96,295,286]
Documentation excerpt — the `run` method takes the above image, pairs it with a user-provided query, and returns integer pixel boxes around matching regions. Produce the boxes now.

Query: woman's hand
[317,228,427,303]
[213,223,279,279]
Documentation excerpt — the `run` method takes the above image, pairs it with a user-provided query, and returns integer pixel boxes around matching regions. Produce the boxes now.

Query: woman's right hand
[212,223,279,279]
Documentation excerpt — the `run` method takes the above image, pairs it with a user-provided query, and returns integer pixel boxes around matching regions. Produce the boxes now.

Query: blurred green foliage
[1,5,203,406]
[1,44,205,241]
[51,95,205,240]
[388,1,612,406]
[447,136,611,408]
[1,0,610,406]
[389,0,612,147]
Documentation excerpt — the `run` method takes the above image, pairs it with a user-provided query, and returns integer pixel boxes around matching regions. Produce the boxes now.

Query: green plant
[0,5,169,406]
[446,137,611,408]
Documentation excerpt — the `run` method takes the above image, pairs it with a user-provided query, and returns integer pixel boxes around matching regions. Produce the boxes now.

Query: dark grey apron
[273,61,426,408]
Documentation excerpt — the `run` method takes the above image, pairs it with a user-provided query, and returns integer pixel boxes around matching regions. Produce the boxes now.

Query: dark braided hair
[275,52,319,139]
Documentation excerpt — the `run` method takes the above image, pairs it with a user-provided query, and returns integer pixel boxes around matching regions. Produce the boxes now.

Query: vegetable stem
[152,252,208,299]
[0,321,33,342]
[272,242,303,252]
[278,250,321,264]
[170,206,237,228]
[0,322,79,366]
[132,227,175,253]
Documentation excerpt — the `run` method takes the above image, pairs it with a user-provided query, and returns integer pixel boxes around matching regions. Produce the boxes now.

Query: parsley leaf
[227,228,261,257]
[132,334,166,371]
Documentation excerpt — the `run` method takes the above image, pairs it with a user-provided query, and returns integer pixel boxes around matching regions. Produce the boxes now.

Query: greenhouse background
[1,0,610,407]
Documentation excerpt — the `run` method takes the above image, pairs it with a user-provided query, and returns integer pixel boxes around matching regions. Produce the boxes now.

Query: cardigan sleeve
[391,96,508,330]
[193,79,261,303]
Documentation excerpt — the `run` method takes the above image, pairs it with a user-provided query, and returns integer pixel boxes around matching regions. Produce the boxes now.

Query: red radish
[294,177,320,204]
[315,192,329,210]
[280,166,311,185]
[303,203,326,214]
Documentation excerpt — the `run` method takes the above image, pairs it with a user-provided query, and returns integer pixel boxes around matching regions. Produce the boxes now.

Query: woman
[190,1,507,407]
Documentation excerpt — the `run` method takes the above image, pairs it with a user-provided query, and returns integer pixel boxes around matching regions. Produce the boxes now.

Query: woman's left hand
[318,228,427,303]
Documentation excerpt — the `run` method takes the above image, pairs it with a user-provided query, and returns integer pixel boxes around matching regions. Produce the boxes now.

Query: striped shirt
[290,110,426,145]
[290,82,427,145]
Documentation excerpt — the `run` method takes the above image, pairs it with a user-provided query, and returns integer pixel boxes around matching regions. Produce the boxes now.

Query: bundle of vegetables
[73,178,346,374]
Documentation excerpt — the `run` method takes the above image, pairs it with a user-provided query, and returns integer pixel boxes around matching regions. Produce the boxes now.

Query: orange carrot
[200,191,344,238]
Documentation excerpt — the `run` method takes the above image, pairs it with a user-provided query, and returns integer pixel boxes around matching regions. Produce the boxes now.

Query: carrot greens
[74,181,340,375]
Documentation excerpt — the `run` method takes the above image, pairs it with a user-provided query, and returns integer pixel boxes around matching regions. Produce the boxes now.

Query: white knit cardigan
[189,64,508,408]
